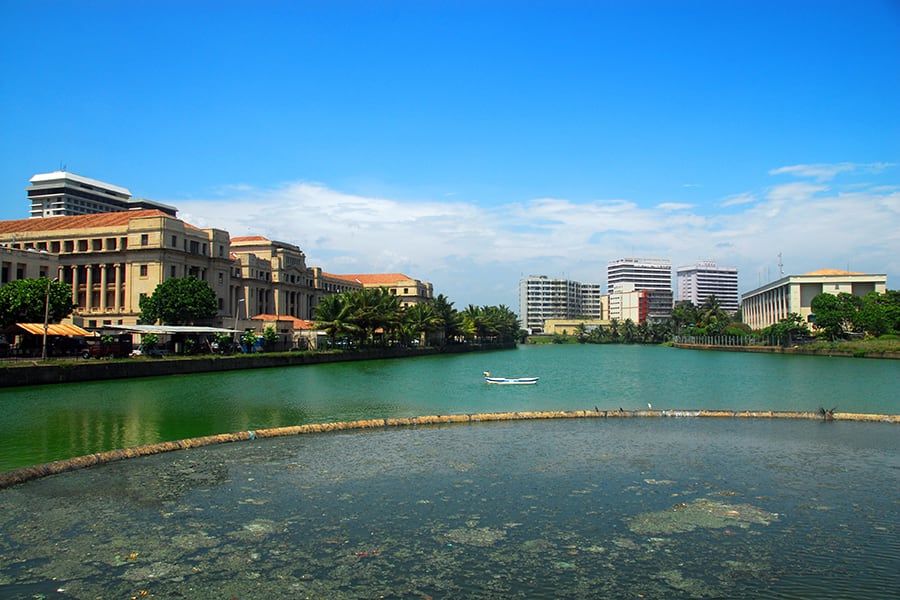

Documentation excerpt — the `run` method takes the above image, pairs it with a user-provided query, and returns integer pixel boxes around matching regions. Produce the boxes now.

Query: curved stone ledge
[1,409,897,489]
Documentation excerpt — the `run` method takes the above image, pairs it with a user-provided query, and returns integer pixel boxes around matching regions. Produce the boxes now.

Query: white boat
[483,371,539,385]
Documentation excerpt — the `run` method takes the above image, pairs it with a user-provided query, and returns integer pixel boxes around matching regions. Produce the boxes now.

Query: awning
[5,323,96,337]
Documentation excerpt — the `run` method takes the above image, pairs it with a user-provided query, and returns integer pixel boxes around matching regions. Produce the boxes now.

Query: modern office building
[27,171,177,218]
[676,260,739,313]
[741,269,887,330]
[518,275,605,334]
[607,258,673,320]
[608,283,650,323]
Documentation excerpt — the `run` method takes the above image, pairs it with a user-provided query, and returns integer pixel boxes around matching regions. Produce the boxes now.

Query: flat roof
[29,171,132,197]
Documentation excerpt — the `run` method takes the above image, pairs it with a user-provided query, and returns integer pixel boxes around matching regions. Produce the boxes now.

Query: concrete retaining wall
[0,343,516,388]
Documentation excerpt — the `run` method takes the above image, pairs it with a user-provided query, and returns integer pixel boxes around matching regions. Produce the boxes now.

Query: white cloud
[769,162,895,182]
[720,192,756,207]
[656,202,694,211]
[172,175,900,309]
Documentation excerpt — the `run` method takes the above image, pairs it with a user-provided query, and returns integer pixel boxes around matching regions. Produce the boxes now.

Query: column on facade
[84,264,94,312]
[70,265,79,306]
[99,264,108,312]
[114,263,122,312]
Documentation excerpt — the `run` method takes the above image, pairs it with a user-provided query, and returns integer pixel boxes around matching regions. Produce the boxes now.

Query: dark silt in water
[1,418,897,599]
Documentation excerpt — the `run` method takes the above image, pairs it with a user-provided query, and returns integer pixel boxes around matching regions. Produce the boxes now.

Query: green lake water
[1,344,898,472]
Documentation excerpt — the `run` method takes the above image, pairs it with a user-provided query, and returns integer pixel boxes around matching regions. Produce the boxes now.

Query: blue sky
[2,1,898,309]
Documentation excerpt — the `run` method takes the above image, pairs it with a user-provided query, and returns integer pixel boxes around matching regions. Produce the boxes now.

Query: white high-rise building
[27,171,177,218]
[518,275,603,334]
[607,258,673,320]
[676,261,739,313]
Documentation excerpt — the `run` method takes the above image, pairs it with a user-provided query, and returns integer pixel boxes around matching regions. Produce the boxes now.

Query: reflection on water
[1,418,897,599]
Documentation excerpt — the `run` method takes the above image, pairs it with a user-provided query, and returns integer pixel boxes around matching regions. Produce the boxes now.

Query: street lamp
[41,276,59,360]
[233,298,245,345]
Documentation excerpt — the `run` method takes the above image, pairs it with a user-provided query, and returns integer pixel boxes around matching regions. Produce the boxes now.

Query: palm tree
[432,294,464,345]
[314,293,356,348]
[403,302,440,347]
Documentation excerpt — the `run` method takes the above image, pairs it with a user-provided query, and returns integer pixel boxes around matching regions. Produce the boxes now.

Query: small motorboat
[483,371,539,385]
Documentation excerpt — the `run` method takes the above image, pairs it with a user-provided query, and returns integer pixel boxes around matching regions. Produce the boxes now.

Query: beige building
[328,272,433,307]
[0,210,236,328]
[543,318,610,336]
[230,236,318,321]
[1,245,59,285]
[741,269,887,330]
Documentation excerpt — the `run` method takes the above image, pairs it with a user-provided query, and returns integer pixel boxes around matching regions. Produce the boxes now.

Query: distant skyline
[2,1,898,309]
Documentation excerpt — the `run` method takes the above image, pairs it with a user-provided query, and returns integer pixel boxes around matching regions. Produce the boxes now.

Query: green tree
[139,277,218,325]
[241,329,259,350]
[762,313,811,344]
[810,292,862,340]
[314,293,356,348]
[671,301,699,334]
[403,302,439,346]
[432,294,464,345]
[858,290,900,337]
[141,332,159,351]
[262,325,279,349]
[698,295,731,335]
[0,277,75,328]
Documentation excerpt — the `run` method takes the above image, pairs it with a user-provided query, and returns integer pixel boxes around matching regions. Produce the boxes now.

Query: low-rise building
[741,269,888,330]
[328,273,433,307]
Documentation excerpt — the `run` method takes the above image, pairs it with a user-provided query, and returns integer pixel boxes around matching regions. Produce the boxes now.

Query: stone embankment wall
[0,343,516,388]
[1,408,896,489]
[672,342,900,359]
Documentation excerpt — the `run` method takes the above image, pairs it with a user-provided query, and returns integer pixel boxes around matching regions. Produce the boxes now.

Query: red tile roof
[251,314,317,329]
[231,235,271,243]
[803,269,864,276]
[0,210,187,233]
[329,273,414,285]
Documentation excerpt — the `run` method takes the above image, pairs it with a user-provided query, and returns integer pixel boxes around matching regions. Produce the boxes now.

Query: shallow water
[1,345,898,471]
[1,418,897,599]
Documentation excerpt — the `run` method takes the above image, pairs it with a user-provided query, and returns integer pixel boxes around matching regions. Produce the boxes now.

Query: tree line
[314,288,521,348]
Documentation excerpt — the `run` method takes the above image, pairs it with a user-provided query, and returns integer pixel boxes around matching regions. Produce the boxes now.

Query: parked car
[81,335,133,359]
[130,345,167,358]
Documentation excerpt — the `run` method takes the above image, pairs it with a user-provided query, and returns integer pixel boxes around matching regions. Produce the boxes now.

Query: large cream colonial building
[1,171,436,331]
[741,269,887,330]
[0,210,236,328]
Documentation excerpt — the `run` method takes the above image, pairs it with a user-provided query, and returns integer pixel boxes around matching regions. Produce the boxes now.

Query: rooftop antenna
[778,253,784,277]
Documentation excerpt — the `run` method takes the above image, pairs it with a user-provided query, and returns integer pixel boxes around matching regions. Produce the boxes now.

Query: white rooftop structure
[27,171,177,218]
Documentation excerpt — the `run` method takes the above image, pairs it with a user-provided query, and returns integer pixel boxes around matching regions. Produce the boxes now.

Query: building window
[171,235,177,247]
[140,265,148,277]
[171,265,177,278]
[141,234,149,246]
